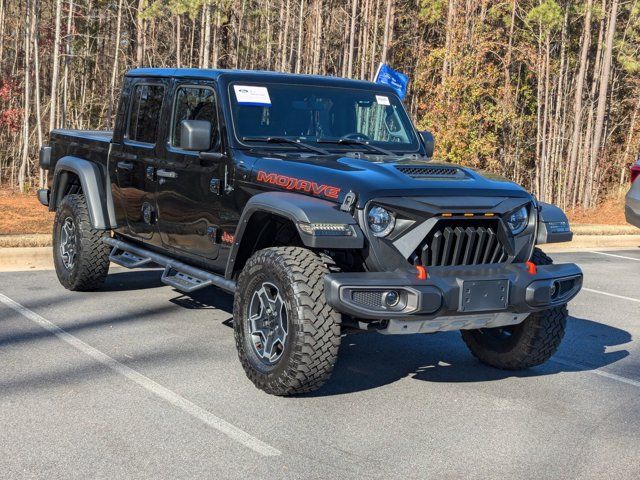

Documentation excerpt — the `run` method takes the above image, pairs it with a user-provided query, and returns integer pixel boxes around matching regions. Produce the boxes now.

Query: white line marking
[582,287,640,304]
[552,357,640,388]
[588,251,640,262]
[0,293,281,457]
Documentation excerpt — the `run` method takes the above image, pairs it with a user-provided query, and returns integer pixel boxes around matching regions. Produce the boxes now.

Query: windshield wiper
[317,137,395,156]
[242,136,329,155]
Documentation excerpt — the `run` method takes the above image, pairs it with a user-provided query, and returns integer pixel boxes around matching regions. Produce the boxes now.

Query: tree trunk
[31,0,43,187]
[294,0,305,73]
[48,0,62,133]
[107,0,124,129]
[19,0,31,192]
[566,0,592,207]
[176,14,182,67]
[136,0,145,67]
[381,0,392,64]
[202,2,211,69]
[61,0,74,129]
[585,0,618,208]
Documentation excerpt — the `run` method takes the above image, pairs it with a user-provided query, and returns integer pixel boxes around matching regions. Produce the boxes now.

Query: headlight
[507,206,528,235]
[367,206,395,237]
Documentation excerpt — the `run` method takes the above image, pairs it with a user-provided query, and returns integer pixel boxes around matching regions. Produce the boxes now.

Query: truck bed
[49,129,113,173]
[52,129,113,142]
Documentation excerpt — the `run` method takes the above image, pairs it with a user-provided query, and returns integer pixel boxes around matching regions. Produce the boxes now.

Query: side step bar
[103,237,236,294]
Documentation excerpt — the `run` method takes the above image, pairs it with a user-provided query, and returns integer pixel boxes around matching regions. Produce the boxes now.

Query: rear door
[112,79,167,242]
[156,80,226,261]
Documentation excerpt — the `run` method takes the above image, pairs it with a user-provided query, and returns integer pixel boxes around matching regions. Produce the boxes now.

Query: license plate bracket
[460,279,509,312]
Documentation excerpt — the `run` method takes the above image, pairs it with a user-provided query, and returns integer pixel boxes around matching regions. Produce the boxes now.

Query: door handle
[117,161,134,171]
[157,169,178,179]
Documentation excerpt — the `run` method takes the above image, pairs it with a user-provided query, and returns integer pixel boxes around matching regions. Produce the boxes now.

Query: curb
[1,235,638,271]
[0,247,53,271]
[541,235,640,252]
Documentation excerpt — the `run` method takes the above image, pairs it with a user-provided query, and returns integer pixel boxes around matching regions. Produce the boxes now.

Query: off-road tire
[53,194,110,291]
[460,248,567,370]
[233,247,341,395]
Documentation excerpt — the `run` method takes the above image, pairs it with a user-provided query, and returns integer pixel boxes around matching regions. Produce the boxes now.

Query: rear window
[128,84,164,144]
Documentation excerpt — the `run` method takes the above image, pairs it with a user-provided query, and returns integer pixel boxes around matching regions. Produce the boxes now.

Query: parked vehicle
[625,159,640,228]
[38,68,582,395]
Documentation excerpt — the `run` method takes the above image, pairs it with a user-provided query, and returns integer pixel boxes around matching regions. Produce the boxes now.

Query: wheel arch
[225,192,364,278]
[535,202,573,244]
[50,156,116,230]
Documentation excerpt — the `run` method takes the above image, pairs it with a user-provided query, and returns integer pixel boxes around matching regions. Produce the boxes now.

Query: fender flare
[225,192,364,278]
[50,156,117,230]
[536,202,573,244]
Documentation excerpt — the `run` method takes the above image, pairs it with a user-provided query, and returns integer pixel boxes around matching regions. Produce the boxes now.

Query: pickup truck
[38,68,582,395]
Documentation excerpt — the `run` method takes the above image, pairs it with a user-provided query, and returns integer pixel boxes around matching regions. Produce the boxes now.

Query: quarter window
[128,84,164,144]
[172,86,219,149]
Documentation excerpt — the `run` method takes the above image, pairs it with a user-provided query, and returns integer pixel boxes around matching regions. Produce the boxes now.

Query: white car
[626,159,640,228]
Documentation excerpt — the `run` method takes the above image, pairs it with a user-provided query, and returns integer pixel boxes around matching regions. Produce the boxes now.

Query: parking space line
[582,287,640,304]
[588,251,640,262]
[0,293,281,457]
[552,357,640,389]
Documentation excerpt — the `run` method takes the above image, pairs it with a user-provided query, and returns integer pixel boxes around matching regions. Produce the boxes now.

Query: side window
[171,86,219,150]
[128,84,164,144]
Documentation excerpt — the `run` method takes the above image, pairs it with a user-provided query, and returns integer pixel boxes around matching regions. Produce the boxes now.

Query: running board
[161,265,213,293]
[103,237,236,293]
[109,249,152,269]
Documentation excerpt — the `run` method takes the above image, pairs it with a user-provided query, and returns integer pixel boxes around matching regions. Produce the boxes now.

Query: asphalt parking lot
[1,249,639,479]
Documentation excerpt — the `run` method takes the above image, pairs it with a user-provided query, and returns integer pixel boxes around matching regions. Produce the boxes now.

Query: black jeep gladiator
[38,68,582,395]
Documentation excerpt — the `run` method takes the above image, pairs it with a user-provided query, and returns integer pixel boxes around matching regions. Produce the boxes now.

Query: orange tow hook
[416,265,428,280]
[525,261,537,275]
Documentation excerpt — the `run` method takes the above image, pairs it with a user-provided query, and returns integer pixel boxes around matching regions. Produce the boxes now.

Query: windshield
[228,82,420,153]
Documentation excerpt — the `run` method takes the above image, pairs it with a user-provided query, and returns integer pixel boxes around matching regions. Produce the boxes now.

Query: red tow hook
[416,265,428,280]
[525,261,537,275]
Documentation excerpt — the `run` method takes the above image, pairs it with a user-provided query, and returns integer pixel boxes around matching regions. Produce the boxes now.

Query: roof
[125,68,394,91]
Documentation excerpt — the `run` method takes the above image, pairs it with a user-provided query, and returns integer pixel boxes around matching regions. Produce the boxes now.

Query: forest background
[1,0,639,214]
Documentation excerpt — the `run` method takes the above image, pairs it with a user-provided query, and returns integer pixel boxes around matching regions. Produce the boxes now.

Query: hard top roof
[125,68,395,92]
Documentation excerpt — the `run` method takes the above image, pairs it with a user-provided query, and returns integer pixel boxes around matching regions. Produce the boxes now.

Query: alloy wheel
[248,282,288,364]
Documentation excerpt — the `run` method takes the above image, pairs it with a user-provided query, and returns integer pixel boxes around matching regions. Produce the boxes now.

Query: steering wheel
[341,132,371,141]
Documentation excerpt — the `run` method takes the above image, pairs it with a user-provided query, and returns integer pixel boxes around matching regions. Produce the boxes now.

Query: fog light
[383,290,400,308]
[550,281,558,299]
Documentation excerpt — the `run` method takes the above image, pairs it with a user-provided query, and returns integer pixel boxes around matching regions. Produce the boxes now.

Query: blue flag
[374,63,409,100]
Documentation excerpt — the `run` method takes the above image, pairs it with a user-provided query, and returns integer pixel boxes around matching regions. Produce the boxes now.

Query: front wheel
[233,247,341,395]
[460,248,567,369]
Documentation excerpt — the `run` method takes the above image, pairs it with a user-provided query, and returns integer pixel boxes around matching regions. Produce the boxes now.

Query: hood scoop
[395,165,466,179]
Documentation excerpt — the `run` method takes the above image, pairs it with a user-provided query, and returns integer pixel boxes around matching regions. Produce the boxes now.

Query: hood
[238,151,532,208]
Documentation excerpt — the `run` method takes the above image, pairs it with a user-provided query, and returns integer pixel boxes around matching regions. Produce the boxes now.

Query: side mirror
[179,120,211,151]
[419,131,435,158]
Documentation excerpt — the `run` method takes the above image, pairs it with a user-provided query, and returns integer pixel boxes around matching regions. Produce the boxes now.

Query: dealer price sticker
[234,85,272,106]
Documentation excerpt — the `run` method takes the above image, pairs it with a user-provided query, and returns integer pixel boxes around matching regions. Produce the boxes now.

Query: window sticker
[233,85,271,106]
[375,95,391,106]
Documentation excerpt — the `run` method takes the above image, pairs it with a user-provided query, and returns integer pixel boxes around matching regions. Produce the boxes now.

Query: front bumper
[324,262,582,322]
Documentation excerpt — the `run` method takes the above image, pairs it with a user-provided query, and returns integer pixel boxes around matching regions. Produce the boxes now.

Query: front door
[156,81,226,261]
[113,80,167,242]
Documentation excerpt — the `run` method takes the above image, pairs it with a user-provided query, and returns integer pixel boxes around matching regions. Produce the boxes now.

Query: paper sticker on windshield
[233,85,271,106]
[375,95,390,106]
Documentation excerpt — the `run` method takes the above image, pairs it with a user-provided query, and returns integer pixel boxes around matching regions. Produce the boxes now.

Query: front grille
[351,290,384,309]
[416,220,508,267]
[396,165,464,178]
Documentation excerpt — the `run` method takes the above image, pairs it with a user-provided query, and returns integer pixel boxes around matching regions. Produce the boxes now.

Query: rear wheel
[460,248,567,369]
[233,247,341,395]
[53,194,110,291]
